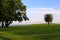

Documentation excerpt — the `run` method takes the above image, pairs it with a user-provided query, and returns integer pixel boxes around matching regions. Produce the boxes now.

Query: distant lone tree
[44,14,53,25]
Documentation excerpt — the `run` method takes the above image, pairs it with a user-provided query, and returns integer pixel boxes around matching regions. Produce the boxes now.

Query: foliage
[44,14,53,25]
[0,0,29,27]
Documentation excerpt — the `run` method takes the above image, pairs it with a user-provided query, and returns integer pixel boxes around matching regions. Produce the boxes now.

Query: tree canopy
[44,14,53,25]
[0,0,29,27]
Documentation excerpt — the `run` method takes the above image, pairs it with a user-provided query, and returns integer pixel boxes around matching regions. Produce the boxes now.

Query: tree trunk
[1,21,4,28]
[5,21,9,28]
[48,21,49,26]
[5,21,12,28]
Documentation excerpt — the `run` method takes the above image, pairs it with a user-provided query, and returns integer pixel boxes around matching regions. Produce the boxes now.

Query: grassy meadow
[0,24,60,40]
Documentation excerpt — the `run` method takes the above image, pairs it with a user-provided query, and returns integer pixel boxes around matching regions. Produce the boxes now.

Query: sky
[22,0,60,9]
[11,0,60,25]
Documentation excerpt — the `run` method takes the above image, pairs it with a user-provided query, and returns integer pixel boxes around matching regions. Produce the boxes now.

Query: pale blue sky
[22,0,60,9]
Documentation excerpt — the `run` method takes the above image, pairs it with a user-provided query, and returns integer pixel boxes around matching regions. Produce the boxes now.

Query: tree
[44,14,53,25]
[0,0,29,28]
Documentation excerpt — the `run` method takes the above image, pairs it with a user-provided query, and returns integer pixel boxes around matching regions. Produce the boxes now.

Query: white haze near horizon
[10,8,60,26]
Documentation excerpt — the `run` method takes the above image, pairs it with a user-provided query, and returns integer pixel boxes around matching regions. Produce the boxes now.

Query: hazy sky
[11,0,60,25]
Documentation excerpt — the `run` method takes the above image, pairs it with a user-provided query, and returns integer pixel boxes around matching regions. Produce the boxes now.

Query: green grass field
[0,24,60,40]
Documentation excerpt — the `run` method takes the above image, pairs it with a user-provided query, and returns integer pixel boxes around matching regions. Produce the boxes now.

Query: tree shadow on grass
[0,36,11,40]
[15,31,50,36]
[33,35,60,40]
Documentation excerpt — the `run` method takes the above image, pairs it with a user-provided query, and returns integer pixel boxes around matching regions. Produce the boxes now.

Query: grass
[0,24,60,40]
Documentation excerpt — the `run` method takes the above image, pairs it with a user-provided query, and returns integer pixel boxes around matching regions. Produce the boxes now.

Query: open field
[0,24,60,40]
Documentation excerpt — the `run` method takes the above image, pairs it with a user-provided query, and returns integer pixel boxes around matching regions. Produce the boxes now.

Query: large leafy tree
[44,14,53,25]
[0,0,29,28]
